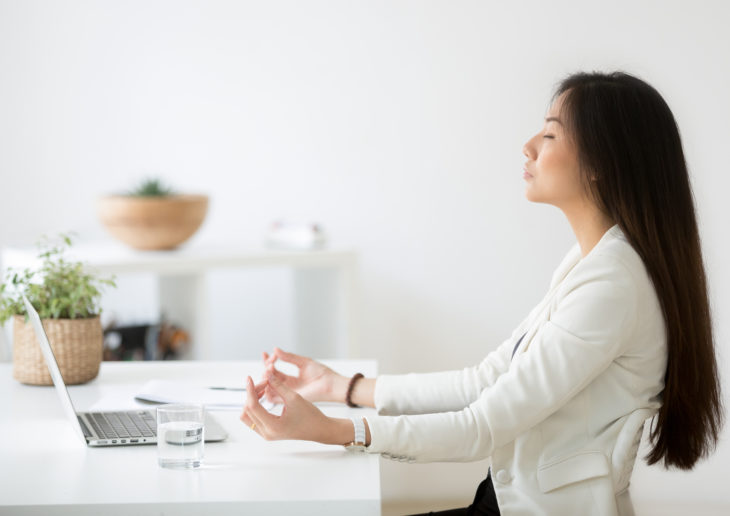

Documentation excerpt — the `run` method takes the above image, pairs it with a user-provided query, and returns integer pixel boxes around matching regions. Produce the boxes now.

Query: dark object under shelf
[103,322,189,361]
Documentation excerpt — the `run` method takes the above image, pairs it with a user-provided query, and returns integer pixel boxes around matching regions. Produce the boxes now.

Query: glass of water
[157,404,204,469]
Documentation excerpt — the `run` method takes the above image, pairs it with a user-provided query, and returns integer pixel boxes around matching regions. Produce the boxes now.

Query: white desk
[1,242,359,360]
[0,360,380,515]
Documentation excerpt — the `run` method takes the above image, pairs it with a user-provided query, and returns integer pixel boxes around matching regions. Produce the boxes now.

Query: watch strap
[350,417,366,446]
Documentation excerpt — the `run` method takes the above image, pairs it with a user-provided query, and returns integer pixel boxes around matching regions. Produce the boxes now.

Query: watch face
[345,443,366,452]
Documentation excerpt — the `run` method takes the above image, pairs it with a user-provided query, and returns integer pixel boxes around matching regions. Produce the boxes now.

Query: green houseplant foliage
[128,178,175,197]
[0,234,116,324]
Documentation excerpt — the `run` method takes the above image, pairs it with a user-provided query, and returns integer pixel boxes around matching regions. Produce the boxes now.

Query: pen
[208,386,247,391]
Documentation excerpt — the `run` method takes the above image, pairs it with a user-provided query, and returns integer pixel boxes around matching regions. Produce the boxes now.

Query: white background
[1,1,728,513]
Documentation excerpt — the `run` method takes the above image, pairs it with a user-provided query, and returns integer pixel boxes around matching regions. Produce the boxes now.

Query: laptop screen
[22,295,88,444]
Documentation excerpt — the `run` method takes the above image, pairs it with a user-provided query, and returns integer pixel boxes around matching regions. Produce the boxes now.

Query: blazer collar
[549,224,622,289]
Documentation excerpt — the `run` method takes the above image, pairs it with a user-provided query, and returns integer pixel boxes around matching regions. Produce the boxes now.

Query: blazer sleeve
[372,244,582,417]
[365,253,639,463]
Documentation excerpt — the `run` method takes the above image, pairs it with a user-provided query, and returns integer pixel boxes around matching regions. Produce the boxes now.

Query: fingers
[273,347,307,367]
[264,366,289,384]
[240,410,252,426]
[264,350,280,367]
[262,350,278,371]
[266,375,296,404]
[261,367,286,403]
[263,382,283,404]
[252,379,268,400]
[245,376,279,433]
[240,409,258,434]
[241,378,266,437]
[247,376,268,406]
[244,408,265,438]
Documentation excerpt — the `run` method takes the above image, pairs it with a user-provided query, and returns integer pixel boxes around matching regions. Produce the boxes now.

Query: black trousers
[410,471,501,516]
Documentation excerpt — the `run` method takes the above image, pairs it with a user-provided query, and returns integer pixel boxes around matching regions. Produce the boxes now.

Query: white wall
[1,1,729,513]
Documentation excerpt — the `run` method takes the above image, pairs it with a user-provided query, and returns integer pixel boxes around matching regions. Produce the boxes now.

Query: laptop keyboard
[86,411,157,439]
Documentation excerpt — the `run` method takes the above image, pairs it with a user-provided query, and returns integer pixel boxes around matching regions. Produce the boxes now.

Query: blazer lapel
[513,245,582,358]
[512,226,622,359]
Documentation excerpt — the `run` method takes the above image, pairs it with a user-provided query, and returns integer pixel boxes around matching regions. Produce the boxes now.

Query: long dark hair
[554,71,723,470]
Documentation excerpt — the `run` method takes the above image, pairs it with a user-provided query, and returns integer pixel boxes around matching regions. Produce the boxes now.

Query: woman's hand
[240,375,352,445]
[260,347,348,404]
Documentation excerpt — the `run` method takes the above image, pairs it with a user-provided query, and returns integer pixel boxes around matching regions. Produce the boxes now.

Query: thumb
[268,375,296,403]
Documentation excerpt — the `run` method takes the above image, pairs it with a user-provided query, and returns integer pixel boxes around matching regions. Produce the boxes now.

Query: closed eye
[543,134,555,139]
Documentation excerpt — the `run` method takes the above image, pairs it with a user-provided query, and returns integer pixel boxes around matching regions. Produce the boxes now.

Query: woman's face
[522,94,585,210]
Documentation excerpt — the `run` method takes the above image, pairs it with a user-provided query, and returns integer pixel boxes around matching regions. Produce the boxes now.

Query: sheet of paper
[134,379,248,410]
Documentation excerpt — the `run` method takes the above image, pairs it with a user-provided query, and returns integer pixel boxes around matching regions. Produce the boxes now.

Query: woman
[240,71,723,515]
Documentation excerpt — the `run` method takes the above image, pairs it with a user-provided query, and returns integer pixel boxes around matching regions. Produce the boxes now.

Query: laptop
[22,295,228,447]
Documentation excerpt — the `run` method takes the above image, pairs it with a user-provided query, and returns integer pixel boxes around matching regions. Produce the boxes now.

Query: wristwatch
[345,417,367,452]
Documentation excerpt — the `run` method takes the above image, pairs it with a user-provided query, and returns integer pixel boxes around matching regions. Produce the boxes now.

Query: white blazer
[365,225,667,516]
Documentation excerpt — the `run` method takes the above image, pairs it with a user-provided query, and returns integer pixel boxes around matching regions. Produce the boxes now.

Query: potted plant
[0,235,116,385]
[97,178,209,250]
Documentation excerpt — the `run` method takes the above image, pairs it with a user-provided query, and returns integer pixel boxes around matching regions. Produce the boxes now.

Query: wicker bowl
[97,194,209,250]
[12,315,103,385]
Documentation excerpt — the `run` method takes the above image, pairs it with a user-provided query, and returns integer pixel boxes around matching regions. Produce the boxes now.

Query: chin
[524,187,540,203]
[525,191,553,206]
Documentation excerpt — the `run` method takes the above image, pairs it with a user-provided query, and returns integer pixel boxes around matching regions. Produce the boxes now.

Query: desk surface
[0,360,380,515]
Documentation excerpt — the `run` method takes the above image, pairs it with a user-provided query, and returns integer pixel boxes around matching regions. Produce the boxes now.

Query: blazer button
[495,469,512,484]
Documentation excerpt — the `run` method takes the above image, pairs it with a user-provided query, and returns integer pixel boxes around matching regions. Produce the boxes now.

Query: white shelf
[1,241,359,360]
[2,241,358,273]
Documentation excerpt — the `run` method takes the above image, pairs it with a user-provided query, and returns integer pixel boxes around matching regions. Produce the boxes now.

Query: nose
[523,133,538,161]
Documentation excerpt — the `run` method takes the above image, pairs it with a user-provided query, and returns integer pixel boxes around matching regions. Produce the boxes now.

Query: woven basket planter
[12,314,102,386]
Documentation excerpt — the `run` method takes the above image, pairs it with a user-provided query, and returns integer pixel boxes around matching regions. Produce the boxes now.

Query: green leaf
[128,177,175,197]
[0,233,116,324]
